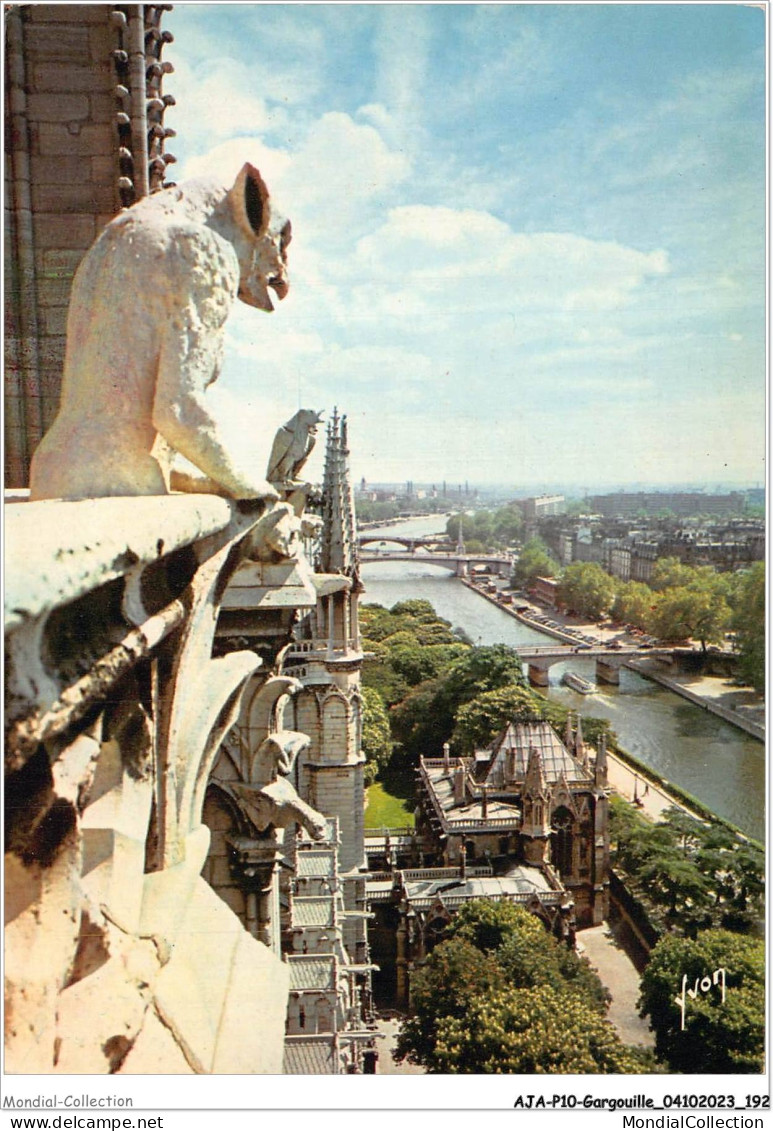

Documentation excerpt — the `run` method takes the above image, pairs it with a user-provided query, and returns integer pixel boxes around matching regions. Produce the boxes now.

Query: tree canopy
[648,582,731,651]
[611,580,656,626]
[452,684,549,752]
[730,562,764,691]
[512,537,559,587]
[395,901,646,1074]
[430,984,645,1074]
[360,685,393,785]
[610,798,764,937]
[446,504,523,551]
[557,561,615,619]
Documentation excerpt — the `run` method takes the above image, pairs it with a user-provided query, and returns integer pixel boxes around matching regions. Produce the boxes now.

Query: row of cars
[523,607,661,651]
[517,606,600,646]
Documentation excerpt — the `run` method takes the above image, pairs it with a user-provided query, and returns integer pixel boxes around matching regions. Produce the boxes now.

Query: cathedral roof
[283,1037,338,1074]
[401,867,561,911]
[295,848,337,879]
[287,955,336,991]
[484,720,593,786]
[290,896,336,929]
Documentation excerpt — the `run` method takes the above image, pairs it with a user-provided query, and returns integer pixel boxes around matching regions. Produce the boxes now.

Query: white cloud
[176,135,293,189]
[344,207,669,334]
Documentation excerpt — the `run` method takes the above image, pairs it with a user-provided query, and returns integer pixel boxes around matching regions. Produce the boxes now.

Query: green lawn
[364,782,416,830]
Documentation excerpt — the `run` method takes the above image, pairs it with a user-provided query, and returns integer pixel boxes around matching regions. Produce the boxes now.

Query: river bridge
[514,642,673,687]
[358,534,452,551]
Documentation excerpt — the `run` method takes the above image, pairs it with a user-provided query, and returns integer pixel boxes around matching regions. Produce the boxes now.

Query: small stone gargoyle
[266,409,324,494]
[227,731,328,841]
[264,410,325,548]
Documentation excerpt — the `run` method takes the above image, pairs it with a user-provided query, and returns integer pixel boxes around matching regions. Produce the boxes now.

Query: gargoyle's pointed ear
[229,162,270,238]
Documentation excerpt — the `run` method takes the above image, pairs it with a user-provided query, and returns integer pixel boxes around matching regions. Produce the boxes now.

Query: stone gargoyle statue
[251,730,310,786]
[266,409,324,494]
[262,409,326,553]
[227,730,327,841]
[29,163,292,503]
[229,780,328,842]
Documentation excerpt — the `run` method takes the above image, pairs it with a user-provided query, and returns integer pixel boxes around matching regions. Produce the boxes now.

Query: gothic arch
[350,689,363,755]
[203,781,249,839]
[321,688,354,758]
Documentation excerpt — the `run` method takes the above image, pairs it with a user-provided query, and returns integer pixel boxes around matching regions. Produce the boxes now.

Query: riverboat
[561,670,596,695]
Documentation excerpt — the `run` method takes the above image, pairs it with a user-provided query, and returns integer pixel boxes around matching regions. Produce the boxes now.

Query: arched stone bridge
[515,642,672,687]
[358,534,452,551]
[358,546,513,578]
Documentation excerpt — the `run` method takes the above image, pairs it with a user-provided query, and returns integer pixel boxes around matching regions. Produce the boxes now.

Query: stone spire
[521,746,551,856]
[456,516,465,556]
[524,745,547,800]
[594,731,608,789]
[320,408,360,585]
[574,714,588,769]
[563,712,574,751]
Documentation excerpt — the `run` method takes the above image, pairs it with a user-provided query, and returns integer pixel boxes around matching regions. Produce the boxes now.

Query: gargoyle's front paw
[300,515,324,539]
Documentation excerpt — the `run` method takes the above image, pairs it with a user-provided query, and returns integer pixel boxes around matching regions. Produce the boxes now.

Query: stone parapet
[4,493,290,1074]
[5,493,233,631]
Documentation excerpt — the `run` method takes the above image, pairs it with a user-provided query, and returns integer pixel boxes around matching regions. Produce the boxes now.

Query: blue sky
[165,3,766,490]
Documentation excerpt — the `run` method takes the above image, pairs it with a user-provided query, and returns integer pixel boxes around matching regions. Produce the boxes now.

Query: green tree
[356,499,399,523]
[610,800,764,937]
[650,557,695,591]
[447,899,542,954]
[636,850,713,930]
[731,562,765,691]
[389,642,469,687]
[397,903,628,1073]
[389,599,438,619]
[394,937,498,1067]
[558,562,615,619]
[452,684,546,752]
[361,601,471,706]
[360,686,393,784]
[611,580,655,628]
[430,984,644,1073]
[638,930,765,1073]
[512,537,559,587]
[492,503,523,546]
[449,902,609,1013]
[649,585,731,651]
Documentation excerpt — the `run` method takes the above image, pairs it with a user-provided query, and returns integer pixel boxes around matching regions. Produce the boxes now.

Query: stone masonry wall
[5,5,122,484]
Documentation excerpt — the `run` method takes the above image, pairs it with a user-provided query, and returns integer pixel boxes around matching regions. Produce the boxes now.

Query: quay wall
[462,579,764,744]
[460,578,578,643]
[625,660,764,743]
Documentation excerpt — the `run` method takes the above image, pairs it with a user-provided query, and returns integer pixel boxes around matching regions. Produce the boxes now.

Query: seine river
[359,515,765,843]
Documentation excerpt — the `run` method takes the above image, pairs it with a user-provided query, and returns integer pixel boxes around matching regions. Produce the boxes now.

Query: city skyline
[166,3,766,490]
